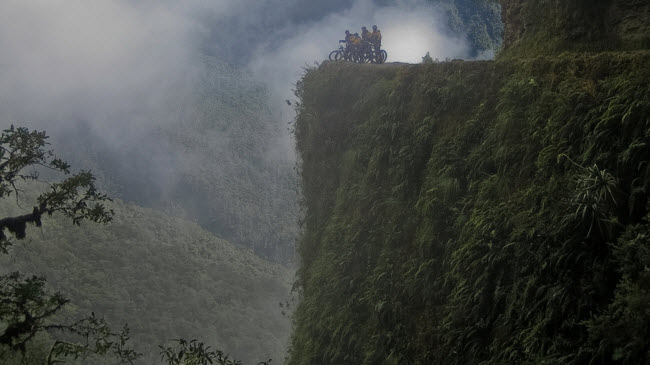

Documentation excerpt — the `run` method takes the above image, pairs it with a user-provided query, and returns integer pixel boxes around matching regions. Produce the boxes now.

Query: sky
[0,1,198,139]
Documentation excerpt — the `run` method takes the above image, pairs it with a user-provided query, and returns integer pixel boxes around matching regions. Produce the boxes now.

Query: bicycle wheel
[379,50,387,64]
[351,51,360,63]
[328,50,339,61]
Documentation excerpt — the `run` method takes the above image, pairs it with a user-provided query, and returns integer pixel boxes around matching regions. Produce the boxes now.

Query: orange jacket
[371,30,382,45]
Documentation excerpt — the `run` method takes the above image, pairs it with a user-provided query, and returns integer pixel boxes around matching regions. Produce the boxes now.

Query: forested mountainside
[0,184,291,364]
[54,55,298,263]
[430,0,503,56]
[288,7,650,362]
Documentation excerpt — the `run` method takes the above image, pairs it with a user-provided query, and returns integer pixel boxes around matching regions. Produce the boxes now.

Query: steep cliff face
[500,0,650,53]
[289,52,650,364]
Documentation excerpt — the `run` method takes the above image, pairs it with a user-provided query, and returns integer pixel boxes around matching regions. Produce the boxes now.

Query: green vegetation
[289,50,650,364]
[1,190,291,364]
[0,126,291,364]
[432,0,503,57]
[421,52,435,64]
[0,126,140,364]
[499,0,650,57]
[0,125,113,254]
[160,338,271,365]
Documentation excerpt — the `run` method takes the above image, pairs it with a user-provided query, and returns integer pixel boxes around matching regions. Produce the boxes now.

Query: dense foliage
[0,126,140,364]
[1,188,291,364]
[0,126,291,364]
[289,51,650,364]
[499,0,650,56]
[160,338,271,365]
[0,125,112,253]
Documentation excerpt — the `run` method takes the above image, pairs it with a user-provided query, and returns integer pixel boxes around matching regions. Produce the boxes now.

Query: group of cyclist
[335,25,385,64]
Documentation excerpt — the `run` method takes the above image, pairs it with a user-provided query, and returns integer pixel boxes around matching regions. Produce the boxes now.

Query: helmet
[345,30,350,34]
[362,26,367,30]
[372,25,377,31]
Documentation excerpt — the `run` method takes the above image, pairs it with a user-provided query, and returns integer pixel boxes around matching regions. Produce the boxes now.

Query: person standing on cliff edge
[370,25,382,60]
[361,26,371,41]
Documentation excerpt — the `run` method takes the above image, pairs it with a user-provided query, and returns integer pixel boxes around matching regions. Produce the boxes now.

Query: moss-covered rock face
[289,51,650,364]
[500,0,650,54]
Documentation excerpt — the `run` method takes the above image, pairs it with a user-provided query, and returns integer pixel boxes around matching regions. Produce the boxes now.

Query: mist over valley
[0,0,506,363]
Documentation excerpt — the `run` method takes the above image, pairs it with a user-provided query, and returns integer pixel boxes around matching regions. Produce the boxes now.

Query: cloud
[0,0,473,185]
[376,2,468,62]
[0,1,200,142]
[0,0,468,138]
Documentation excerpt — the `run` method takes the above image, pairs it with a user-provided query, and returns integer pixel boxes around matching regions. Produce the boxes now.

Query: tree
[0,125,269,364]
[421,52,435,64]
[0,125,140,363]
[159,339,272,365]
[0,125,113,253]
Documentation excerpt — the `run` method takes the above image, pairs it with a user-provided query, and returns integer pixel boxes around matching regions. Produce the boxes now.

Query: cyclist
[344,30,355,43]
[339,30,355,60]
[370,25,382,47]
[360,26,373,61]
[350,32,363,60]
[370,25,383,62]
[361,26,371,41]
[351,32,362,46]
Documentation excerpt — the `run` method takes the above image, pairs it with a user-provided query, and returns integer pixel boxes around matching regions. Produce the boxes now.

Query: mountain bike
[329,41,351,61]
[358,42,374,63]
[328,41,387,64]
[357,42,387,64]
[377,49,388,63]
[370,45,388,64]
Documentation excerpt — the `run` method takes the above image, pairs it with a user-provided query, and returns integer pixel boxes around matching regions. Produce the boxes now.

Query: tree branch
[0,205,45,240]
